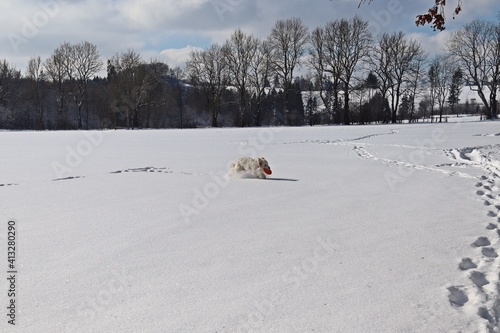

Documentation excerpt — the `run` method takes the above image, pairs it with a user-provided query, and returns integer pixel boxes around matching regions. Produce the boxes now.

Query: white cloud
[0,0,498,75]
[160,46,204,68]
[117,0,205,29]
[408,30,453,56]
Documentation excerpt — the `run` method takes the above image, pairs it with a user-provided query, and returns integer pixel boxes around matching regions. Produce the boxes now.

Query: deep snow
[1,118,500,332]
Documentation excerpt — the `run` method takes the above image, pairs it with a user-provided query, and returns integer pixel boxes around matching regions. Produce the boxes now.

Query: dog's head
[258,157,272,175]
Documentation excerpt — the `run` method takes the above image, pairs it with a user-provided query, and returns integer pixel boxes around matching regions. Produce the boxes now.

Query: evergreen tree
[448,68,463,116]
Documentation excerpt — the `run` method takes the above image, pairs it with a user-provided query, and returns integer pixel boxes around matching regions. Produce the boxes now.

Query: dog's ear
[258,157,263,166]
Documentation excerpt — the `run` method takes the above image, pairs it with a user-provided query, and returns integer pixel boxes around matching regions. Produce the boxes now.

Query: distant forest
[0,16,498,130]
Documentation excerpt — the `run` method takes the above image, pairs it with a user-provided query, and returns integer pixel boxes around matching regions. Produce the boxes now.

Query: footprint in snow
[487,211,499,218]
[111,166,171,174]
[459,258,477,270]
[478,307,493,322]
[110,167,196,176]
[472,237,491,247]
[470,271,489,288]
[448,286,469,307]
[486,223,497,230]
[481,247,498,258]
[52,176,85,182]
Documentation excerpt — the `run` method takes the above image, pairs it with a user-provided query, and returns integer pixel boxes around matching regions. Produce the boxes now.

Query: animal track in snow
[459,258,477,270]
[473,133,500,137]
[448,286,469,307]
[4,167,201,189]
[481,247,498,258]
[0,183,18,187]
[447,146,500,178]
[486,223,497,230]
[353,145,474,179]
[110,166,196,176]
[487,211,499,218]
[472,237,491,247]
[448,145,500,329]
[470,271,489,288]
[283,129,398,146]
[52,176,85,182]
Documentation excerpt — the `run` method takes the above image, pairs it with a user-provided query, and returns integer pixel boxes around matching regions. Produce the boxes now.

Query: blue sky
[1,0,498,75]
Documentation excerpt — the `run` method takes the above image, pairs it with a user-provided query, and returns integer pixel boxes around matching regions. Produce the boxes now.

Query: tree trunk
[256,101,262,127]
[489,92,497,119]
[343,82,350,125]
[212,106,218,127]
[284,81,290,126]
[239,89,246,127]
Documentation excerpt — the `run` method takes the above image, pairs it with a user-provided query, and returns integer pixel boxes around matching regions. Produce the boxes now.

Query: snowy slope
[1,119,500,332]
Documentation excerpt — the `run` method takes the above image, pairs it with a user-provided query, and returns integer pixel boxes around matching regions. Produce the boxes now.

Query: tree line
[0,16,498,130]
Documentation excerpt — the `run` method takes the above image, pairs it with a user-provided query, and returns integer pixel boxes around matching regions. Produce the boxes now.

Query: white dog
[230,157,272,179]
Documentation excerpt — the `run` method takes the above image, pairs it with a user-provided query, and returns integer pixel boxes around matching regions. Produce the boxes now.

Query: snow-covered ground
[1,117,500,332]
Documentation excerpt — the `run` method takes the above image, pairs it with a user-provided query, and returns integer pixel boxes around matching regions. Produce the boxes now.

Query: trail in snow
[0,166,200,186]
[281,129,399,145]
[300,126,500,331]
[445,146,500,332]
[353,145,476,179]
[110,166,198,176]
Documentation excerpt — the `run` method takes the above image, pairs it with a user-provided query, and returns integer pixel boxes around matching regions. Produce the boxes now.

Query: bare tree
[0,59,20,106]
[428,61,438,122]
[449,19,500,119]
[249,40,272,126]
[224,29,258,126]
[428,54,454,122]
[26,56,47,129]
[0,60,20,128]
[69,41,103,129]
[404,52,427,123]
[46,41,102,129]
[109,49,142,128]
[108,50,167,129]
[186,44,230,127]
[268,17,308,125]
[371,32,425,123]
[309,25,341,123]
[45,46,69,129]
[335,16,372,125]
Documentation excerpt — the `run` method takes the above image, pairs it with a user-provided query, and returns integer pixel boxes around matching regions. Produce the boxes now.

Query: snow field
[0,118,499,332]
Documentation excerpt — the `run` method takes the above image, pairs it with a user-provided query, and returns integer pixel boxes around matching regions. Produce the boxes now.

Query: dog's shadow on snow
[266,177,299,182]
